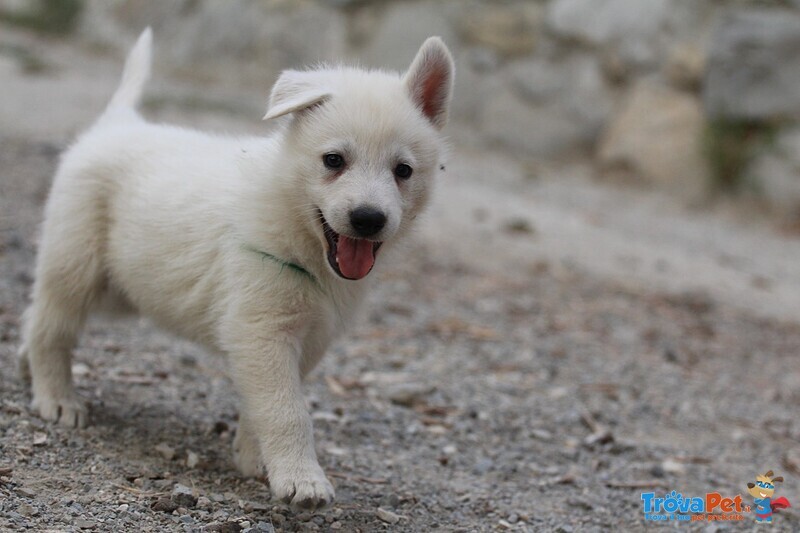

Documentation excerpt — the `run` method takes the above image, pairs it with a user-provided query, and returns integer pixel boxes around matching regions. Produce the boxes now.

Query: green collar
[243,244,320,288]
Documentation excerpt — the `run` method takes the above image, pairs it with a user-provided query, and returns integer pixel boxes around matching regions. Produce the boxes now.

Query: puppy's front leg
[228,334,334,510]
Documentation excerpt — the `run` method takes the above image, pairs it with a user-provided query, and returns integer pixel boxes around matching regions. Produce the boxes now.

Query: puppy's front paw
[32,393,88,428]
[269,463,335,511]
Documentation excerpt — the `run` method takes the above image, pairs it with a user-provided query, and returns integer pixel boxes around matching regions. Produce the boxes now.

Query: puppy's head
[265,38,454,281]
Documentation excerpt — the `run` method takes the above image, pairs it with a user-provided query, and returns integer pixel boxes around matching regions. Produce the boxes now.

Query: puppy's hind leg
[22,256,102,427]
[20,181,107,428]
[233,414,264,478]
[17,312,32,383]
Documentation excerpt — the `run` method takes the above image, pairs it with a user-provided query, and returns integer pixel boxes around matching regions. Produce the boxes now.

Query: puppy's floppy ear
[404,37,455,130]
[264,70,332,120]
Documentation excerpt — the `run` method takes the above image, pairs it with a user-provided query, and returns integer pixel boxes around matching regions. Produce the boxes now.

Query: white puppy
[17,28,454,510]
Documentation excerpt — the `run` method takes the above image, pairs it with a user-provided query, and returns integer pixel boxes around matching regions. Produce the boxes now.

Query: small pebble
[473,457,494,475]
[380,493,401,508]
[16,487,36,498]
[172,483,197,508]
[247,500,269,512]
[376,507,402,525]
[186,451,200,468]
[503,217,535,235]
[72,362,91,376]
[661,458,686,475]
[530,429,553,441]
[155,442,175,461]
[74,518,96,530]
[17,503,37,516]
[196,496,212,510]
[381,383,434,407]
[151,497,178,513]
[218,522,242,533]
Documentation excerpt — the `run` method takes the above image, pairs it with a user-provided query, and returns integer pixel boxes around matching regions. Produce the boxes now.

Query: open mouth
[320,211,382,280]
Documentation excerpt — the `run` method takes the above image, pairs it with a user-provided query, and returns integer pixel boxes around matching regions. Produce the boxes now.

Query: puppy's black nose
[349,206,386,238]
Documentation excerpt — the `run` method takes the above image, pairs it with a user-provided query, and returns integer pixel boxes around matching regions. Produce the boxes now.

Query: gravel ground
[2,34,800,533]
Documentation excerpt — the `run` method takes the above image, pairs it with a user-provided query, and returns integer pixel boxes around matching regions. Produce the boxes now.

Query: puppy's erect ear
[264,70,332,120]
[404,37,455,130]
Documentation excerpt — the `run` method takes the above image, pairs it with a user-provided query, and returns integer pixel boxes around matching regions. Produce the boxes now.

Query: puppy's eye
[394,163,413,180]
[323,153,345,169]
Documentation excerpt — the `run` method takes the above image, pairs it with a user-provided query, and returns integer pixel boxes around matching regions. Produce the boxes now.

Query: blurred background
[1,1,800,532]
[5,0,800,211]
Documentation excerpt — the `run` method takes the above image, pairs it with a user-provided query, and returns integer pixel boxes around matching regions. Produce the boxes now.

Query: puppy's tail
[104,27,152,116]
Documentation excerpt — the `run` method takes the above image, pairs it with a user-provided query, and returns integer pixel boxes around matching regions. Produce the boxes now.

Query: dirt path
[1,34,799,532]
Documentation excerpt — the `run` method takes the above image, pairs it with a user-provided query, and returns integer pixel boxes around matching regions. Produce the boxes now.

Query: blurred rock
[748,128,800,215]
[705,9,800,120]
[664,43,706,92]
[599,81,708,197]
[547,0,700,70]
[65,0,800,211]
[357,1,457,71]
[511,54,613,136]
[450,53,504,125]
[457,2,543,57]
[483,87,594,157]
[88,0,347,86]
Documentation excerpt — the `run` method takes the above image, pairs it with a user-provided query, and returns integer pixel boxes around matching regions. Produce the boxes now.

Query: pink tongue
[336,236,375,279]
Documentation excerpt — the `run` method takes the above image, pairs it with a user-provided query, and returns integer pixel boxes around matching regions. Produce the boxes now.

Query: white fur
[17,29,454,510]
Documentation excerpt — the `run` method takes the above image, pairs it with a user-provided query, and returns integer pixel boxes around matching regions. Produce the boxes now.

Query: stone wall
[5,0,800,212]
